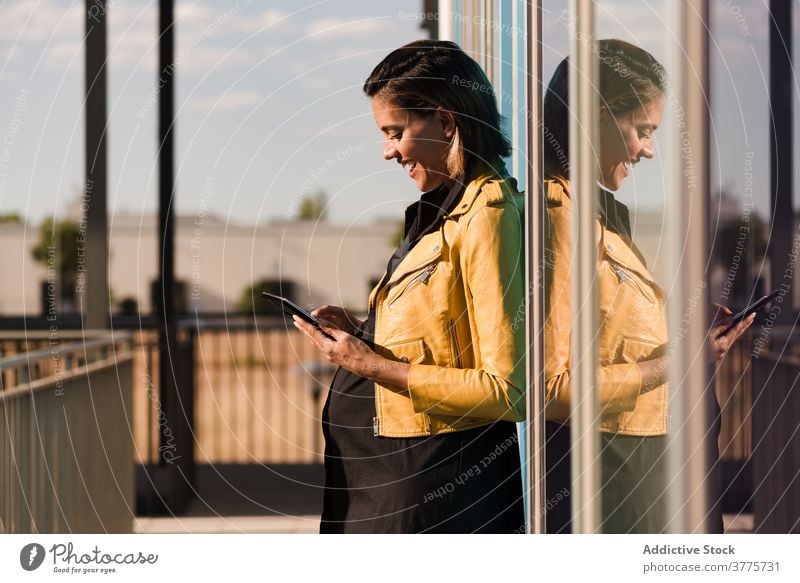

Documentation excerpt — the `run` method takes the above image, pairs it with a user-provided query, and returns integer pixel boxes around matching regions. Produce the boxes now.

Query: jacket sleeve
[405,201,527,422]
[543,197,643,421]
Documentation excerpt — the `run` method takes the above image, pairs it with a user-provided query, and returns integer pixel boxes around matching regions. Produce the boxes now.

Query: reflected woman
[294,40,526,533]
[542,39,754,533]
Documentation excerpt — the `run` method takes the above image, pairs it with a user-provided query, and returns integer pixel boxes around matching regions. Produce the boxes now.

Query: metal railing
[750,349,800,533]
[191,322,333,464]
[0,333,134,533]
[1,322,334,467]
[716,336,754,462]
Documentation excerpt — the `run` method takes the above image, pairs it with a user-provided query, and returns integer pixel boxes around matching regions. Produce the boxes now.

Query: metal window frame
[441,0,715,534]
[665,0,711,534]
[567,0,601,534]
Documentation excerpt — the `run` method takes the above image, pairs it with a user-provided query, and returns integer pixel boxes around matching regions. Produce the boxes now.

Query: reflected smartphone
[261,292,335,340]
[716,289,780,337]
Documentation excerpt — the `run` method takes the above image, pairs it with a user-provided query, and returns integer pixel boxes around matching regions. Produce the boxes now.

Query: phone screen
[716,289,780,338]
[729,289,781,324]
[261,292,335,340]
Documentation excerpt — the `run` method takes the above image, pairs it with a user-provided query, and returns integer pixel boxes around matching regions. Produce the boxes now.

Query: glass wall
[449,0,798,534]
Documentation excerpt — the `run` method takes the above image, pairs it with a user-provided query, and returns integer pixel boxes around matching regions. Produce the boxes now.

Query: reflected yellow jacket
[368,161,526,437]
[544,176,669,436]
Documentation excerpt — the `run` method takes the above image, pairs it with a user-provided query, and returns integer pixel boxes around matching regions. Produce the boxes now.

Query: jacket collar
[445,158,510,219]
[596,184,649,268]
[375,159,512,295]
[549,175,652,275]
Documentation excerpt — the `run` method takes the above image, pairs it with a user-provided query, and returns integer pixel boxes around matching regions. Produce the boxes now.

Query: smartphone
[261,292,335,340]
[716,289,780,337]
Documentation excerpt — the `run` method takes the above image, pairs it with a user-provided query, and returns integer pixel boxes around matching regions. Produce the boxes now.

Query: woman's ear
[436,108,457,139]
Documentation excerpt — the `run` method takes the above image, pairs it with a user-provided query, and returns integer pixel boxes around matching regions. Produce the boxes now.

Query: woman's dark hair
[364,40,511,178]
[543,39,667,178]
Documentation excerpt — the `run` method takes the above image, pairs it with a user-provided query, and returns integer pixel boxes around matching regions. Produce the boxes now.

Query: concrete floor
[136,514,754,534]
[133,464,754,534]
[135,463,324,534]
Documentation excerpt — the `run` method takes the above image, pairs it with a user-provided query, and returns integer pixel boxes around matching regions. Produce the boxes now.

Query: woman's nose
[640,143,655,159]
[383,141,398,161]
[383,137,398,160]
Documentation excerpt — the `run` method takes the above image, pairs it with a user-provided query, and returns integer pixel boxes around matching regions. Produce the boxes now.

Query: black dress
[319,183,525,534]
[545,187,723,534]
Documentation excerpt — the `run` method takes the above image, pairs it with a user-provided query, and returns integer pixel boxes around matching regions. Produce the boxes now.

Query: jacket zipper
[448,319,462,368]
[387,263,437,308]
[610,263,654,305]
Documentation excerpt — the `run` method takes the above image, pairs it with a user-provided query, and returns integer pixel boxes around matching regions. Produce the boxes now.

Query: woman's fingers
[711,304,734,329]
[713,303,733,316]
[310,305,332,319]
[310,305,351,331]
[293,316,333,353]
[711,312,755,362]
[293,315,348,354]
[732,312,756,339]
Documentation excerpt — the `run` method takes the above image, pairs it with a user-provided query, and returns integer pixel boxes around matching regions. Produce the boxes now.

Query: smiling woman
[292,40,526,533]
[542,39,755,534]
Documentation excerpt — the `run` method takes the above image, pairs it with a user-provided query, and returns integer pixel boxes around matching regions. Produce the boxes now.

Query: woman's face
[597,94,665,191]
[371,96,456,192]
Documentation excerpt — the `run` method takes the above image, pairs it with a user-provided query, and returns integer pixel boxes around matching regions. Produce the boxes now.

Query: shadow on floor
[137,463,325,517]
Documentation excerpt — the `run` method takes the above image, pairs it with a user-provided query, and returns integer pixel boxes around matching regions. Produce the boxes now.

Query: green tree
[390,219,404,248]
[0,212,23,224]
[297,191,327,221]
[237,279,295,314]
[713,212,768,304]
[31,219,81,287]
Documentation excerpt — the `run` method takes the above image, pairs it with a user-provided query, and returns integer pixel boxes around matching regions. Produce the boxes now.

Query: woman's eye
[390,133,402,141]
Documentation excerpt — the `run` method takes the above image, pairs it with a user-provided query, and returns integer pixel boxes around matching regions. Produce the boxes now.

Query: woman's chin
[415,176,440,192]
[600,178,622,191]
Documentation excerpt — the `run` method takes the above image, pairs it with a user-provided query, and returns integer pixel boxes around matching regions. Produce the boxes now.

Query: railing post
[84,0,110,330]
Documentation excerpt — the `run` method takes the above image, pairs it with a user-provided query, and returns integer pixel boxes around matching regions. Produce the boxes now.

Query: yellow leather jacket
[368,161,526,437]
[544,176,668,436]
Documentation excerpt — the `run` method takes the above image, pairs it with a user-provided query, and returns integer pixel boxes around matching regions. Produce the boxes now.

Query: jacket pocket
[618,336,662,364]
[386,262,438,309]
[447,319,463,368]
[608,262,655,306]
[382,338,427,365]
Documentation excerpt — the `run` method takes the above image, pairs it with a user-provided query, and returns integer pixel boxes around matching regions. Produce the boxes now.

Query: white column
[568,0,601,534]
[666,0,710,534]
[524,0,545,534]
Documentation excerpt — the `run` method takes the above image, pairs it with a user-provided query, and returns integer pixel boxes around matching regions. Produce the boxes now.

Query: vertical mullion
[506,0,528,184]
[84,0,109,330]
[768,0,793,324]
[568,0,600,534]
[439,0,455,41]
[525,0,544,534]
[667,0,710,533]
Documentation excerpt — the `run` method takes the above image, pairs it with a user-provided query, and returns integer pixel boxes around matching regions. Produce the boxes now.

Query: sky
[0,0,797,229]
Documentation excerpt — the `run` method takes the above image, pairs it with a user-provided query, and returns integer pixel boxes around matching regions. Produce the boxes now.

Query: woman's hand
[310,305,363,336]
[640,304,755,391]
[292,315,410,388]
[708,304,756,363]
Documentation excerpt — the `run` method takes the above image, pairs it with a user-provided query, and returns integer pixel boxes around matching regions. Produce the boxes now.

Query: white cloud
[187,90,261,112]
[44,39,82,67]
[0,0,81,44]
[177,45,250,74]
[297,75,334,91]
[260,9,289,28]
[305,17,394,42]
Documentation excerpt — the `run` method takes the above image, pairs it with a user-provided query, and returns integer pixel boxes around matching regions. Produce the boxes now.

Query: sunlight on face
[597,95,665,191]
[370,96,455,192]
